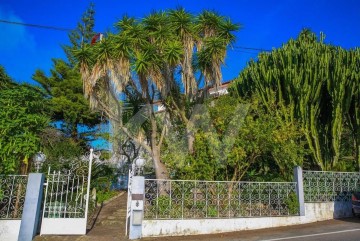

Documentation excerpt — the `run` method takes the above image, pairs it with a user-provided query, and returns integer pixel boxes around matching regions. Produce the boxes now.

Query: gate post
[129,176,145,240]
[84,148,94,225]
[293,166,305,216]
[18,173,45,241]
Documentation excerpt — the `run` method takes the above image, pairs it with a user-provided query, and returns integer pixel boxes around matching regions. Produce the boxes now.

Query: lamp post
[33,152,46,173]
[134,156,146,175]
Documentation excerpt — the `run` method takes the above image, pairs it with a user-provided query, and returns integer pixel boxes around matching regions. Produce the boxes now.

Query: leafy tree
[39,127,84,172]
[0,66,12,89]
[64,2,96,66]
[73,8,240,179]
[33,2,102,146]
[33,59,102,144]
[0,67,50,174]
[163,95,307,181]
[232,29,360,171]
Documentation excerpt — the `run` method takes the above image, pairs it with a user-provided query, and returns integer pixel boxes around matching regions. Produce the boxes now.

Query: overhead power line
[233,46,272,52]
[0,19,273,52]
[0,19,73,32]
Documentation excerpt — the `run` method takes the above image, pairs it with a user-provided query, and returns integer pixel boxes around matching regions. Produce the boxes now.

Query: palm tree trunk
[149,106,169,180]
[186,128,195,154]
[149,111,169,196]
[151,145,168,180]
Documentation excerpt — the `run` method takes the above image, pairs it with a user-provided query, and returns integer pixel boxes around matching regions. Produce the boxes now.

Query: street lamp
[33,151,46,173]
[134,156,146,175]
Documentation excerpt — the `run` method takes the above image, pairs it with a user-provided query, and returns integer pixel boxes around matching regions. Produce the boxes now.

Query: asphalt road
[143,217,360,241]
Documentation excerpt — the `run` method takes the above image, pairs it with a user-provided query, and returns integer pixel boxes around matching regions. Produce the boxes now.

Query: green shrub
[156,195,171,217]
[169,205,182,219]
[153,195,185,218]
[285,192,299,215]
[93,177,111,191]
[96,190,118,203]
[207,206,218,217]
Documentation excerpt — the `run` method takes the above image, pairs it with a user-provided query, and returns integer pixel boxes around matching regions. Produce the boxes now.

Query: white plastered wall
[0,220,22,241]
[142,201,352,237]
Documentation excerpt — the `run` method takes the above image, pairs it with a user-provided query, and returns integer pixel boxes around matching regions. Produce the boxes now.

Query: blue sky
[0,0,359,85]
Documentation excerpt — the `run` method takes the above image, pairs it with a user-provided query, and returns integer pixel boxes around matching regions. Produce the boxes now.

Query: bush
[96,190,118,204]
[154,195,183,218]
[285,192,299,215]
[156,195,171,217]
[207,207,218,217]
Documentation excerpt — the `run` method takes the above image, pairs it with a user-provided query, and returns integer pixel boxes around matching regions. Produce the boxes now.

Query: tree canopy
[163,94,306,181]
[0,67,50,174]
[73,8,240,179]
[33,59,102,143]
[33,2,102,146]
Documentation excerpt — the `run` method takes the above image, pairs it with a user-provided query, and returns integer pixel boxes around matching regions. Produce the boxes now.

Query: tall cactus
[231,30,360,170]
[347,49,360,169]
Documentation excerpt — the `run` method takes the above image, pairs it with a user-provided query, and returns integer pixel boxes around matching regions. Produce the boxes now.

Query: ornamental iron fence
[303,171,360,202]
[0,175,28,219]
[144,179,299,220]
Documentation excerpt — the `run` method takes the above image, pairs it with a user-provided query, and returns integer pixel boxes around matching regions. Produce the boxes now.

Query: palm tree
[73,9,239,180]
[169,8,197,96]
[197,11,239,90]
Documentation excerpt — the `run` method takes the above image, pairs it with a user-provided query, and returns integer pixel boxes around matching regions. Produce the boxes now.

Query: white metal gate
[40,150,94,235]
[125,163,135,236]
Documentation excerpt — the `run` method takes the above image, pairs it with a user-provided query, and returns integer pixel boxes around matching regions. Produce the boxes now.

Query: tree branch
[157,115,168,148]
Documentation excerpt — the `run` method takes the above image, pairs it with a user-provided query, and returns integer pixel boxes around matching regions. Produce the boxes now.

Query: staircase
[86,192,128,240]
[34,192,128,241]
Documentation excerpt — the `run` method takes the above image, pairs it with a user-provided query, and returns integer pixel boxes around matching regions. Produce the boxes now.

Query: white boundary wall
[40,218,87,235]
[142,201,352,237]
[0,220,22,241]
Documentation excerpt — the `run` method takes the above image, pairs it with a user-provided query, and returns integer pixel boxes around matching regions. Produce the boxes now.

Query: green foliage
[285,192,300,215]
[207,206,218,217]
[96,190,118,204]
[92,176,111,190]
[154,195,184,218]
[32,3,102,156]
[164,95,306,181]
[90,162,119,205]
[91,163,116,187]
[179,132,220,180]
[0,71,50,174]
[39,128,85,172]
[0,66,12,89]
[63,2,96,66]
[33,59,102,143]
[156,195,172,217]
[72,8,240,180]
[232,29,360,171]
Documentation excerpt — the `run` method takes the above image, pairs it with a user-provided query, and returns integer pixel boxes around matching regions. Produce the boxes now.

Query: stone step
[34,191,129,241]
